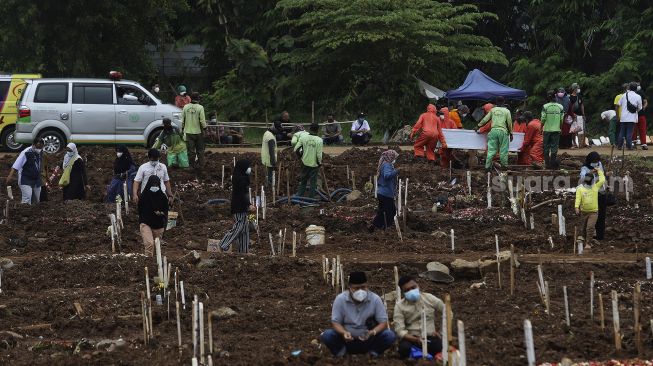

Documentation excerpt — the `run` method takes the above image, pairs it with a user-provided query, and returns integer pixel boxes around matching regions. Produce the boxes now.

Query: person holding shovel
[575,164,605,249]
[137,175,169,256]
[368,150,399,232]
[394,275,445,359]
[219,159,254,253]
[321,271,396,358]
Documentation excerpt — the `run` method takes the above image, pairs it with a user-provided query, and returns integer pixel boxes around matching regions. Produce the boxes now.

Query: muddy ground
[1,145,653,365]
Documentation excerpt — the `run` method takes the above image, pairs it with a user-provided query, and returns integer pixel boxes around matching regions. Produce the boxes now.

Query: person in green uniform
[181,92,207,171]
[261,124,278,186]
[296,124,323,198]
[153,118,189,168]
[475,96,512,171]
[540,92,565,169]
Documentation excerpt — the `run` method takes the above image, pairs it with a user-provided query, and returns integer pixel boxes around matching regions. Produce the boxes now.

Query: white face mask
[116,152,123,158]
[154,87,160,93]
[352,289,368,302]
[637,85,642,91]
[246,167,252,175]
[34,148,42,153]
[65,151,74,156]
[149,161,158,167]
[577,89,581,93]
[149,186,160,193]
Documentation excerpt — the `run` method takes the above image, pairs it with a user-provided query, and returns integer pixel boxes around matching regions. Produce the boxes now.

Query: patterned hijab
[377,150,399,175]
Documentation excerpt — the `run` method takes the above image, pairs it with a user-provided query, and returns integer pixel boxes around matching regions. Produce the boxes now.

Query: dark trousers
[372,194,396,229]
[321,329,396,356]
[596,193,607,240]
[297,165,319,198]
[398,336,443,359]
[618,122,636,149]
[543,132,560,165]
[266,167,275,186]
[351,133,371,145]
[323,135,343,145]
[186,133,205,168]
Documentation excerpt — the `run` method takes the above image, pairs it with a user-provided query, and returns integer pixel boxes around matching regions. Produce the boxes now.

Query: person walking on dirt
[137,175,169,256]
[181,92,207,171]
[59,143,88,201]
[219,159,254,253]
[369,150,399,232]
[295,124,323,198]
[6,137,45,205]
[394,275,445,359]
[106,145,136,203]
[580,152,609,241]
[517,111,544,167]
[175,85,191,109]
[575,164,605,249]
[261,124,278,186]
[540,92,565,169]
[153,118,189,168]
[350,113,372,145]
[475,96,512,171]
[410,104,446,162]
[321,271,396,358]
[133,149,173,204]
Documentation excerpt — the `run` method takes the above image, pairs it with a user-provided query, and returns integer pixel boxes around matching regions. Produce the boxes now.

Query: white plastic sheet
[441,129,525,152]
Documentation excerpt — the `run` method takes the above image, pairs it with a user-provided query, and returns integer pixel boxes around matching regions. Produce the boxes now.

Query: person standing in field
[219,159,254,253]
[261,123,278,186]
[138,175,169,256]
[475,96,512,171]
[368,150,399,232]
[632,82,649,150]
[133,149,173,204]
[106,145,136,203]
[59,143,88,200]
[410,104,446,163]
[518,111,544,167]
[182,92,207,171]
[617,82,643,150]
[579,152,609,241]
[5,138,45,205]
[175,85,191,109]
[295,124,323,198]
[540,92,565,169]
[575,164,605,249]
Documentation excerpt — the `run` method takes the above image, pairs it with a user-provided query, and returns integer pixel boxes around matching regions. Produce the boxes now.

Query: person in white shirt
[133,149,173,204]
[350,113,372,145]
[6,138,45,204]
[617,82,643,150]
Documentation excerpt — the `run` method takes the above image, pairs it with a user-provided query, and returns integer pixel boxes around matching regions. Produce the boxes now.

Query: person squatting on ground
[351,113,372,145]
[6,138,45,205]
[154,118,189,168]
[273,112,294,143]
[106,145,136,203]
[321,271,396,358]
[575,164,605,249]
[59,143,88,201]
[579,152,609,241]
[219,159,254,253]
[182,92,207,170]
[261,123,278,186]
[600,110,619,146]
[369,150,399,232]
[295,124,323,198]
[518,111,544,167]
[541,92,565,169]
[410,104,446,162]
[617,82,643,150]
[323,114,344,145]
[476,96,512,171]
[133,149,173,204]
[394,275,445,359]
[137,175,169,256]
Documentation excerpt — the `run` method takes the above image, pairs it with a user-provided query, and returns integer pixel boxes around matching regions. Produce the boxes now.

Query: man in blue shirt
[321,271,396,357]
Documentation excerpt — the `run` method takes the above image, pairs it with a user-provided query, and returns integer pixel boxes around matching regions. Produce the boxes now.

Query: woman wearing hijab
[138,175,169,256]
[58,143,88,200]
[220,159,254,253]
[369,150,399,232]
[106,145,136,202]
[579,152,608,241]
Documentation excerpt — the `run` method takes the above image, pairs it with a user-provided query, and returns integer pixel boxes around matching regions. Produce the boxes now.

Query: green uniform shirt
[477,106,512,133]
[181,103,207,134]
[292,131,309,148]
[261,130,277,168]
[153,127,187,154]
[541,102,564,132]
[298,134,323,168]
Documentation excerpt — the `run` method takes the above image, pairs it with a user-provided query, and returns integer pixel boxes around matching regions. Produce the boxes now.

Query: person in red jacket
[410,104,447,161]
[518,111,544,167]
[438,107,457,168]
[513,113,528,133]
[478,103,495,134]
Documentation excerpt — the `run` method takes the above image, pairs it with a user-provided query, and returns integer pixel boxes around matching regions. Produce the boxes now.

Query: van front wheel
[38,130,66,154]
[1,126,24,152]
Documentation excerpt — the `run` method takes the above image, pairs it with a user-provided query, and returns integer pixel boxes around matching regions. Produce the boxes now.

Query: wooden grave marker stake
[634,283,642,356]
[458,320,467,366]
[495,235,501,289]
[563,286,570,327]
[599,293,605,330]
[510,244,515,296]
[590,271,595,320]
[612,290,621,352]
[524,319,535,366]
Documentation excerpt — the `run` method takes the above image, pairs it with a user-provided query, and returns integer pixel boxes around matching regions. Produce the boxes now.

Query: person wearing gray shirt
[323,113,343,145]
[320,271,396,357]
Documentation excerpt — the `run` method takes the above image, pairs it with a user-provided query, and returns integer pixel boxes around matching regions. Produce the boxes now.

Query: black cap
[357,112,366,119]
[348,271,367,285]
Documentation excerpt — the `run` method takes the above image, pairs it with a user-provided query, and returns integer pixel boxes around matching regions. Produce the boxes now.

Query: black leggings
[372,195,396,229]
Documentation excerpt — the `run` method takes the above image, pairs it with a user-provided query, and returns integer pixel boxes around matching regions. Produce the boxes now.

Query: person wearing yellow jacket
[295,124,323,198]
[575,168,605,248]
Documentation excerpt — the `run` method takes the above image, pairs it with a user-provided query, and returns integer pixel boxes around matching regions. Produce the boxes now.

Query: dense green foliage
[1,0,651,135]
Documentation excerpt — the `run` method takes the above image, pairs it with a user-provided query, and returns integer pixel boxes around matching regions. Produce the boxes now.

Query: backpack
[625,92,638,114]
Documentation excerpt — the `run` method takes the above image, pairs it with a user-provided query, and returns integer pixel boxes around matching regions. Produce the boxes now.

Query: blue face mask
[404,288,420,302]
[590,162,599,168]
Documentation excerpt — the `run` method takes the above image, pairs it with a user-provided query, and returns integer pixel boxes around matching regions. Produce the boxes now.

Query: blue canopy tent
[445,69,527,101]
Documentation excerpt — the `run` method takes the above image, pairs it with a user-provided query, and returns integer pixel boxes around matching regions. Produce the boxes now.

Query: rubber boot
[544,154,550,169]
[550,153,559,169]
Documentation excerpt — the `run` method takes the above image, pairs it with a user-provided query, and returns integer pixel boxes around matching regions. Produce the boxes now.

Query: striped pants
[219,212,250,253]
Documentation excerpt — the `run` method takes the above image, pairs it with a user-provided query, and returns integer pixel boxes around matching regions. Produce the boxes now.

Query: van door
[71,83,115,145]
[115,84,155,145]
